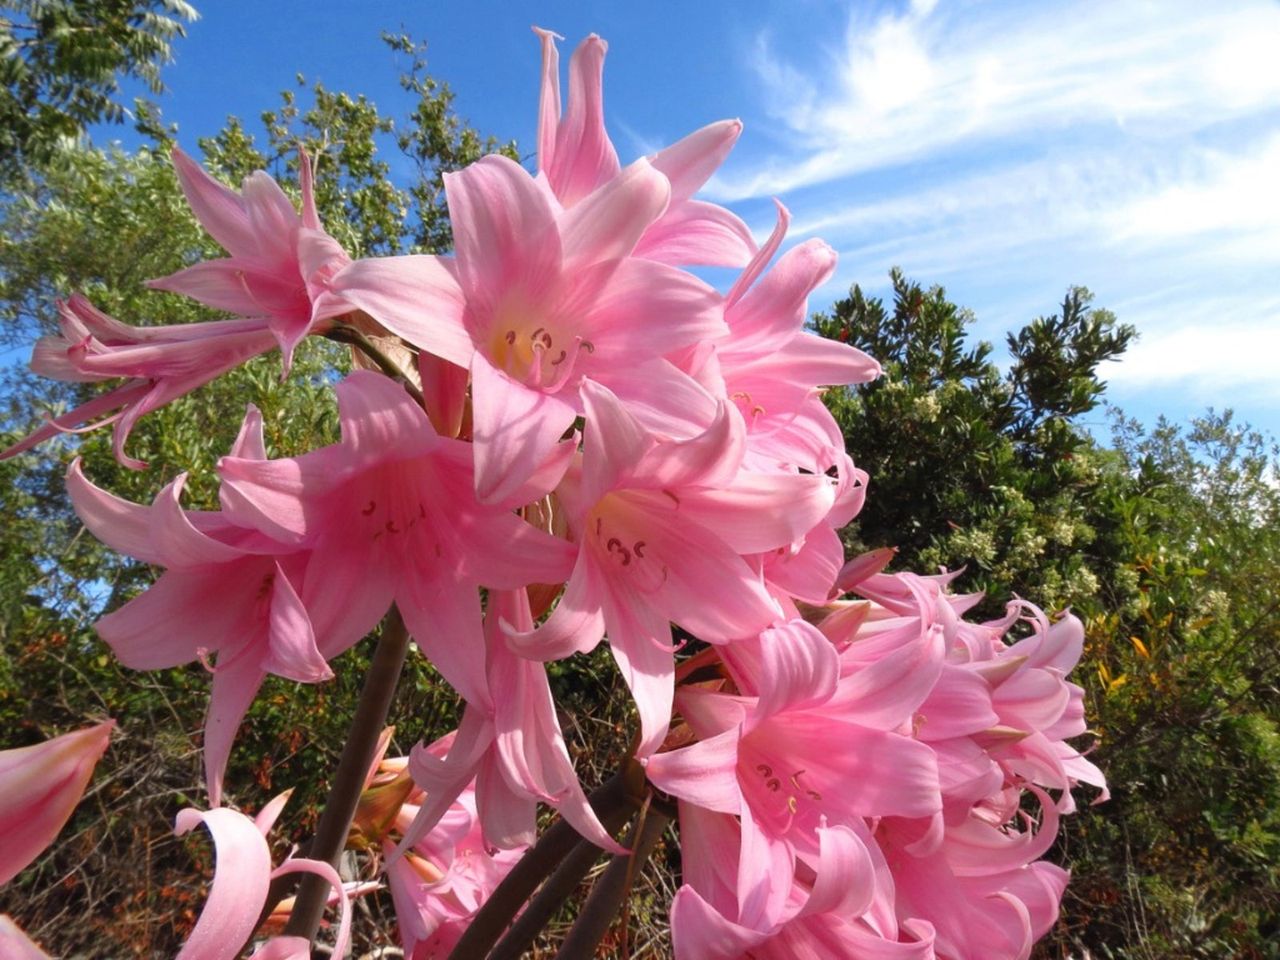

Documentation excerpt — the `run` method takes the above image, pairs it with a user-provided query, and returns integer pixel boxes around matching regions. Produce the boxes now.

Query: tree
[813,268,1133,616]
[0,0,198,182]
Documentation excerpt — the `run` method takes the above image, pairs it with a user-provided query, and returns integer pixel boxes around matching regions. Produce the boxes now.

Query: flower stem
[552,796,672,960]
[326,324,426,407]
[447,763,644,960]
[283,605,411,946]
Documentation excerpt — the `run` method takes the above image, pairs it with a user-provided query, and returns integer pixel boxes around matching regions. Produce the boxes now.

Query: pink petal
[679,471,836,555]
[329,255,473,367]
[0,917,52,959]
[469,354,577,505]
[579,378,655,500]
[263,857,352,959]
[577,257,726,366]
[752,621,840,720]
[726,200,790,310]
[96,568,256,670]
[545,34,620,206]
[151,475,247,569]
[170,148,257,256]
[632,198,757,268]
[558,158,670,269]
[66,459,163,565]
[533,27,563,172]
[644,726,744,813]
[204,657,266,808]
[0,722,113,886]
[261,563,331,683]
[602,581,682,757]
[231,404,267,460]
[174,807,273,960]
[649,119,743,203]
[798,822,877,920]
[671,886,769,960]
[504,551,606,661]
[444,155,562,313]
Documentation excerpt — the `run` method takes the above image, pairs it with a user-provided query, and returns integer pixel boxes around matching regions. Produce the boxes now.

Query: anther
[362,500,377,516]
[756,763,773,777]
[386,520,399,534]
[766,778,781,792]
[505,330,517,345]
[633,541,646,558]
[549,349,568,365]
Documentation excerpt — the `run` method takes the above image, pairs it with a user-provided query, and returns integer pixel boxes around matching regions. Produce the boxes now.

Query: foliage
[0,0,197,182]
[813,268,1133,616]
[816,273,1280,959]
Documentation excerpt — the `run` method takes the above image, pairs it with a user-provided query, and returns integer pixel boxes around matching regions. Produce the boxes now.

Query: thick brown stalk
[282,605,411,948]
[553,798,672,960]
[447,764,645,960]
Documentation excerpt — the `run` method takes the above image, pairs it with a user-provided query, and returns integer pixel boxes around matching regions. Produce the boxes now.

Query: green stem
[282,605,411,947]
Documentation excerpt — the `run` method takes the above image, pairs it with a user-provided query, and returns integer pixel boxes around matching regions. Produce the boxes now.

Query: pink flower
[174,791,351,960]
[218,370,576,708]
[67,407,331,806]
[508,380,835,755]
[1,294,278,468]
[670,802,937,960]
[877,789,1068,960]
[331,153,725,503]
[376,741,528,959]
[391,589,622,857]
[645,620,941,850]
[533,29,757,267]
[149,148,352,369]
[0,721,113,886]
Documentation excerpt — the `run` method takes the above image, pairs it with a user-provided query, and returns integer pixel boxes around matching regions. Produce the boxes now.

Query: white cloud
[712,0,1280,201]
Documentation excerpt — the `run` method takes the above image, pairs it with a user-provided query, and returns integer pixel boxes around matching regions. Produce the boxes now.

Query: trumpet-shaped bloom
[218,370,576,707]
[68,408,333,806]
[670,803,937,960]
[332,153,725,502]
[0,721,113,886]
[533,29,756,267]
[392,589,622,857]
[509,380,835,755]
[370,738,529,959]
[149,148,352,369]
[2,295,279,468]
[646,620,941,851]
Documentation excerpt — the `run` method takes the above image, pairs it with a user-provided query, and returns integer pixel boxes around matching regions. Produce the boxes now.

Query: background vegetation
[1,6,1276,957]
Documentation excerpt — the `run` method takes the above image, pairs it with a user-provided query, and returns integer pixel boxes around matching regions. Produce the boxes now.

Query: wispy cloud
[712,1,1280,424]
[714,0,1280,201]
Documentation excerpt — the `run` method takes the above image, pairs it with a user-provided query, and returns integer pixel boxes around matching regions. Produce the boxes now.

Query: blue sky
[96,0,1280,437]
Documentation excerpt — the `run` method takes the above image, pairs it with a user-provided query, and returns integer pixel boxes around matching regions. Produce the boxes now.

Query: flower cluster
[1,28,1104,959]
